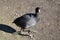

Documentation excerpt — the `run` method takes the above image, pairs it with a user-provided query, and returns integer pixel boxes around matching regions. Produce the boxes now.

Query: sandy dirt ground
[0,0,60,40]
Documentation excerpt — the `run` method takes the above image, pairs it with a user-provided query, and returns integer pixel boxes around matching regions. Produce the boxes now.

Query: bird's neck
[35,12,39,17]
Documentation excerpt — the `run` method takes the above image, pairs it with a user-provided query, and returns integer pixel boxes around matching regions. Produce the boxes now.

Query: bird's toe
[29,34,35,40]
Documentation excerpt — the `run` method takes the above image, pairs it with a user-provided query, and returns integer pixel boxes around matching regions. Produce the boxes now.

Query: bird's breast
[26,18,36,28]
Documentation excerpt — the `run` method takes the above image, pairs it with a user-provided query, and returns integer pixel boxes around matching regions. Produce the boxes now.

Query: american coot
[13,7,41,39]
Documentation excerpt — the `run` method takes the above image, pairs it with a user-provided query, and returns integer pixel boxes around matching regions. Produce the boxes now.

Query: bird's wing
[14,15,30,23]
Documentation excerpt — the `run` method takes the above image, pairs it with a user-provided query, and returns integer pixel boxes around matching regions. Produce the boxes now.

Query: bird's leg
[18,28,30,36]
[29,30,38,33]
[24,29,38,34]
[17,28,35,40]
[22,29,35,40]
[22,29,30,32]
[20,30,35,40]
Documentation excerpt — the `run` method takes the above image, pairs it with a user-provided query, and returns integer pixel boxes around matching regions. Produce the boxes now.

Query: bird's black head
[35,7,40,13]
[35,7,40,17]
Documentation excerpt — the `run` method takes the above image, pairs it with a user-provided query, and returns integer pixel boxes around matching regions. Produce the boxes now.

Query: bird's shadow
[0,24,16,33]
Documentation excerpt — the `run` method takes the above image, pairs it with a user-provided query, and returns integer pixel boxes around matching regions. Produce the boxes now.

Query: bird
[13,7,41,39]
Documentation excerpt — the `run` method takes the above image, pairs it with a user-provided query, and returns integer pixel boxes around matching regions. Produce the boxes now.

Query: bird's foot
[19,31,35,40]
[12,31,35,40]
[29,34,35,40]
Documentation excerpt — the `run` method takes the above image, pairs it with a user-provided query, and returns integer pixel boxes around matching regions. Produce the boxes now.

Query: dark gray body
[13,13,38,29]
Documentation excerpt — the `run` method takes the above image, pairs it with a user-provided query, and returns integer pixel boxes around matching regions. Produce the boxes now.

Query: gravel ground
[0,0,60,40]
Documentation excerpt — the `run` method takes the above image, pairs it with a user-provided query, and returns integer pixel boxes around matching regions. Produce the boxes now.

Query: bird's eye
[39,9,41,13]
